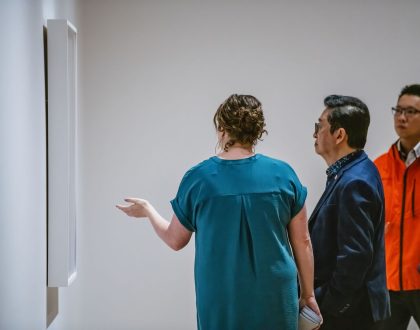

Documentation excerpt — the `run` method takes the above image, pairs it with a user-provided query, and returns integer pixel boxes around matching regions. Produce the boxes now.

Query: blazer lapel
[308,174,341,224]
[308,152,368,225]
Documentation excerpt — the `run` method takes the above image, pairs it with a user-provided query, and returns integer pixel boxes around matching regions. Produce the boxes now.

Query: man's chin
[395,129,409,139]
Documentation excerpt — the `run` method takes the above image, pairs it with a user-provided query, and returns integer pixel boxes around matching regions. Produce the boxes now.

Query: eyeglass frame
[391,106,420,117]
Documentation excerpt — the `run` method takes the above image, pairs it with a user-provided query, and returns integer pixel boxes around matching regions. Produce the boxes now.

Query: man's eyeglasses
[391,107,420,117]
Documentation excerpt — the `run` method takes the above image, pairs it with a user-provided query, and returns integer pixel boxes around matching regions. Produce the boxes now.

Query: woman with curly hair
[117,94,320,330]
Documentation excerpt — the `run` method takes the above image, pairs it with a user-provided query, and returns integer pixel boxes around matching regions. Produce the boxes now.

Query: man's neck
[399,138,420,153]
[325,146,358,167]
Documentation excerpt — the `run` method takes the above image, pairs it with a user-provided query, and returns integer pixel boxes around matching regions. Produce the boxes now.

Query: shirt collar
[397,140,420,166]
[414,141,420,157]
[326,150,363,178]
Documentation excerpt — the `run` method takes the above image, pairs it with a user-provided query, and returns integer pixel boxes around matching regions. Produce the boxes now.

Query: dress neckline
[211,154,261,165]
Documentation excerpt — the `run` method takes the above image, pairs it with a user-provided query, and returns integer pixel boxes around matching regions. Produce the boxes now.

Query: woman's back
[171,154,307,330]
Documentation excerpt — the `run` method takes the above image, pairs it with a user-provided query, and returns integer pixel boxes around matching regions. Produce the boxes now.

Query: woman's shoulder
[257,155,303,184]
[258,154,295,171]
[180,157,216,180]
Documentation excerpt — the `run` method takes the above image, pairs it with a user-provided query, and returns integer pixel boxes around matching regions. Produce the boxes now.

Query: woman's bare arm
[116,198,192,251]
[288,204,322,319]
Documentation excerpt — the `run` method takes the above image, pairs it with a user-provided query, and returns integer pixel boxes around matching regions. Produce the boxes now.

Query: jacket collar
[326,150,364,180]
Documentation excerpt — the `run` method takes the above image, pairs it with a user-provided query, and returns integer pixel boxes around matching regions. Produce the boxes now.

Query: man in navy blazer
[309,95,390,329]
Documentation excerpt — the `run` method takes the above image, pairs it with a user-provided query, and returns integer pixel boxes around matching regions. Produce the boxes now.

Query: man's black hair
[324,95,370,149]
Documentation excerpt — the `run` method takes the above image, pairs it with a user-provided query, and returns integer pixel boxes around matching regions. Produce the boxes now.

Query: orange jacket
[375,144,420,291]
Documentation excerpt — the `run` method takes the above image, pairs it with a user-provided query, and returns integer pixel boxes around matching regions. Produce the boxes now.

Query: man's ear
[335,127,347,145]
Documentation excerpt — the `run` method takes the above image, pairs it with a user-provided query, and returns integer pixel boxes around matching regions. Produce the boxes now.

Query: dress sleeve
[170,169,197,232]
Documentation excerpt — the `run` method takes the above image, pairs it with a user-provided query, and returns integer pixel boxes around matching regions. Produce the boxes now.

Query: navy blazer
[309,151,390,322]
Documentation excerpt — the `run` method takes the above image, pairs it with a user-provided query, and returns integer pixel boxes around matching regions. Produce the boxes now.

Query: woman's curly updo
[213,94,267,151]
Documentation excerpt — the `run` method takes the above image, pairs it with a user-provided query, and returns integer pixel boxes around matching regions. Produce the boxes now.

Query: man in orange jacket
[374,84,420,330]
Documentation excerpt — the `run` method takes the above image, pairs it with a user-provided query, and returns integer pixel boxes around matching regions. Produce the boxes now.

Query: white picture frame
[47,19,77,287]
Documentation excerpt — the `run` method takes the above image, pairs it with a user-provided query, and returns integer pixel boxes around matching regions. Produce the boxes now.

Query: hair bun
[213,94,267,148]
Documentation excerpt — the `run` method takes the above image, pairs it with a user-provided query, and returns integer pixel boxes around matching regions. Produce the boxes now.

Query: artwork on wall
[47,19,77,287]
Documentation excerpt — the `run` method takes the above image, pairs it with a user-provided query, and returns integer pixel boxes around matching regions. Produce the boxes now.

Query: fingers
[124,198,139,204]
[116,205,137,218]
[115,198,137,214]
[117,198,148,218]
[116,204,130,214]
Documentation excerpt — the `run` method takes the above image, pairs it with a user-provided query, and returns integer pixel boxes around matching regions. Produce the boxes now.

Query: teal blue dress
[171,154,307,330]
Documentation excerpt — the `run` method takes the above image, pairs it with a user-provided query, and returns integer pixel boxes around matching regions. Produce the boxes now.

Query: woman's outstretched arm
[116,198,192,251]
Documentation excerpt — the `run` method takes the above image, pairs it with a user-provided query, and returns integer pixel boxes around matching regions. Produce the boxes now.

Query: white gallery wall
[61,1,420,329]
[0,0,79,329]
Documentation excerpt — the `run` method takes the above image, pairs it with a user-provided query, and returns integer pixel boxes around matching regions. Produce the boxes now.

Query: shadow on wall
[47,287,58,327]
